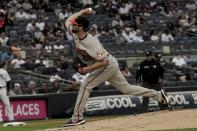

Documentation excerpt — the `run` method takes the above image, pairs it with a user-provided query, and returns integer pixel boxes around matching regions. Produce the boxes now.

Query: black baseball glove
[72,56,87,74]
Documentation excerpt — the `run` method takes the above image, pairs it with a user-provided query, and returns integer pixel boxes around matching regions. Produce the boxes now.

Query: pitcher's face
[72,24,82,33]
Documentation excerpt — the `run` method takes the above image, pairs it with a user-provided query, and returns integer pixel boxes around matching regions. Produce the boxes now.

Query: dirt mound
[39,109,197,131]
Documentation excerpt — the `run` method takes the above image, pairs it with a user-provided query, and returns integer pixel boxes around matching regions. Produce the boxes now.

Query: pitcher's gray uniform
[64,8,170,126]
[0,67,14,122]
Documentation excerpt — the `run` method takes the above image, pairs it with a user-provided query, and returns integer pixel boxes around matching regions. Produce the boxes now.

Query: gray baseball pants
[71,55,162,121]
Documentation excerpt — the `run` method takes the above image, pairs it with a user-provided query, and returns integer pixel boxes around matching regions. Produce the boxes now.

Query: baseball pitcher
[63,8,170,127]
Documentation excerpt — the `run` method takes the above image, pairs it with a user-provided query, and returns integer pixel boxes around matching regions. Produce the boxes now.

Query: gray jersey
[0,68,11,86]
[66,24,108,65]
[73,33,108,65]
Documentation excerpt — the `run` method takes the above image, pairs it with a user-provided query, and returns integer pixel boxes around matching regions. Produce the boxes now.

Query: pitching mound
[40,109,197,131]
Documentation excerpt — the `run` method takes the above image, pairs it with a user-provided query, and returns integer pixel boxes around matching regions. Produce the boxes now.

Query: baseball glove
[72,56,87,74]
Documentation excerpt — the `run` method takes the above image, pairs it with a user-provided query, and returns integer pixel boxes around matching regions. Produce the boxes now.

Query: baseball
[88,8,93,12]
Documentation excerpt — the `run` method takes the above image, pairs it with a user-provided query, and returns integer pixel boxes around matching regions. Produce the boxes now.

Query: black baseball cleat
[62,119,85,127]
[160,89,172,110]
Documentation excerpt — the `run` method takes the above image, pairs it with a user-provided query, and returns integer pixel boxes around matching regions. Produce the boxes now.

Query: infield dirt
[38,109,197,131]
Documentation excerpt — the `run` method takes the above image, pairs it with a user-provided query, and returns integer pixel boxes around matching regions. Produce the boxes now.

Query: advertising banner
[84,93,197,116]
[0,100,47,121]
[85,95,143,116]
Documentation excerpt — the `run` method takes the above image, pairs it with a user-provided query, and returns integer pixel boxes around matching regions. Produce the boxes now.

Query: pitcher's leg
[71,81,91,121]
[109,70,162,101]
[71,66,115,122]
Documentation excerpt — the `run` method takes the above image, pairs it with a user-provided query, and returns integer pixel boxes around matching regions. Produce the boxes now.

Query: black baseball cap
[70,16,89,31]
[145,51,152,57]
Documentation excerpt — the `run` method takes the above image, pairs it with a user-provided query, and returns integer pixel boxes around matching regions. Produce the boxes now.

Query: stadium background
[0,0,197,130]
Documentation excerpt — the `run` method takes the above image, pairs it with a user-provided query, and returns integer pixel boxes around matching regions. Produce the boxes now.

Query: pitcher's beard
[72,29,78,33]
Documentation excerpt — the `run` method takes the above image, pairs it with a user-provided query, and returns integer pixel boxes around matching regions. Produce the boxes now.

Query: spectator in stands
[34,27,44,40]
[11,54,25,69]
[185,72,192,81]
[155,52,166,66]
[72,72,88,84]
[15,7,27,20]
[0,32,9,47]
[9,83,23,96]
[118,3,130,20]
[178,15,190,28]
[54,4,62,16]
[0,13,6,33]
[30,0,49,11]
[36,8,45,20]
[112,15,124,28]
[176,72,192,82]
[160,7,173,17]
[35,18,45,31]
[31,0,41,10]
[0,5,5,14]
[161,29,174,42]
[133,16,143,29]
[185,0,196,11]
[188,13,197,33]
[143,8,151,17]
[58,6,72,20]
[81,0,93,6]
[10,41,21,57]
[22,56,35,71]
[56,55,69,71]
[184,53,194,64]
[50,71,61,83]
[39,81,48,94]
[172,53,187,67]
[43,40,52,54]
[126,1,133,11]
[35,56,48,67]
[89,24,100,39]
[4,5,14,26]
[53,41,65,54]
[25,9,36,20]
[31,40,42,57]
[40,0,50,11]
[113,28,126,44]
[150,30,159,43]
[133,29,144,43]
[26,19,36,32]
[0,49,13,64]
[102,1,118,17]
[25,80,38,95]
[121,66,132,80]
[122,27,133,43]
[53,22,64,37]
[44,58,54,68]
[49,71,62,93]
[22,0,33,10]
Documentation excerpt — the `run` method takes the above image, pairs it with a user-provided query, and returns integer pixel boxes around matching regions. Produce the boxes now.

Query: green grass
[0,118,197,131]
[0,119,65,131]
